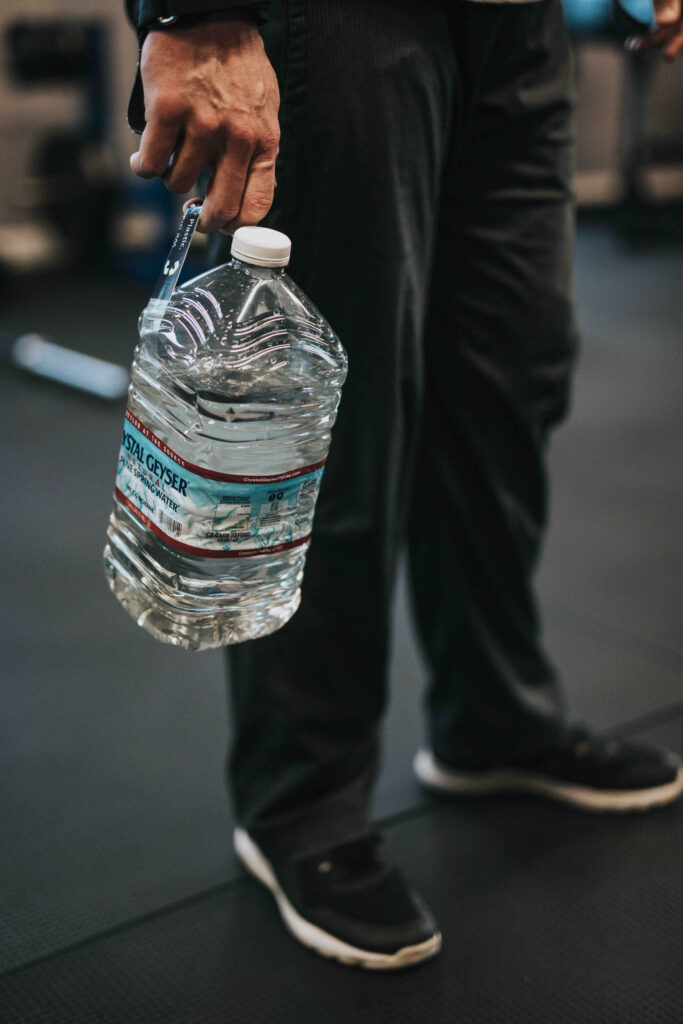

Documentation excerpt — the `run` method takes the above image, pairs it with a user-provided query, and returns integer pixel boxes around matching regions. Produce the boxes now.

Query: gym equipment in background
[6,18,117,265]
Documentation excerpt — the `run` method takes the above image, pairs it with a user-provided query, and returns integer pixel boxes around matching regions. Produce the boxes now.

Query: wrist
[148,9,260,33]
[142,12,263,59]
[135,2,267,34]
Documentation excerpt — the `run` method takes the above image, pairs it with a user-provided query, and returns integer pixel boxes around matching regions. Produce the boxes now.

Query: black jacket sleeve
[125,0,269,33]
[125,0,270,133]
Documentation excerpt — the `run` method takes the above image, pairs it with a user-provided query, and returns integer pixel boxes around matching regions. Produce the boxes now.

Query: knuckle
[189,112,220,140]
[230,209,262,230]
[246,191,274,217]
[262,122,281,151]
[213,200,241,225]
[148,95,183,126]
[230,121,256,148]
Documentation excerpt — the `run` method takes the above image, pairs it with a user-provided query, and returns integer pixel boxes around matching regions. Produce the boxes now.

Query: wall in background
[573,39,683,204]
[0,0,138,228]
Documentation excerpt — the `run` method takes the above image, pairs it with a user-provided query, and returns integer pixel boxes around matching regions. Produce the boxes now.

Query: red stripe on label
[115,488,311,559]
[125,408,326,483]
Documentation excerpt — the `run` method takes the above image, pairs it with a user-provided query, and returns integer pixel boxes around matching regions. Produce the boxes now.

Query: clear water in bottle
[104,225,347,651]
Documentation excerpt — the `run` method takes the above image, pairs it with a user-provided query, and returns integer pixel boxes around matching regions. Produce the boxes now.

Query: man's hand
[628,0,683,59]
[130,16,280,233]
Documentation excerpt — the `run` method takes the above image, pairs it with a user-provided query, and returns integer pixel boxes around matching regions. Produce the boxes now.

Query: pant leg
[218,0,458,857]
[409,0,579,764]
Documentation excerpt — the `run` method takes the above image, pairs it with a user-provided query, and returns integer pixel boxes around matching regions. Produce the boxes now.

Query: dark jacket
[126,0,269,35]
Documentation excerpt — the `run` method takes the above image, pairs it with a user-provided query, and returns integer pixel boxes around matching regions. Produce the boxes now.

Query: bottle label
[114,409,325,558]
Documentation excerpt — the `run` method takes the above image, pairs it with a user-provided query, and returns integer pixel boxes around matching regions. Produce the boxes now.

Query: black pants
[212,0,578,859]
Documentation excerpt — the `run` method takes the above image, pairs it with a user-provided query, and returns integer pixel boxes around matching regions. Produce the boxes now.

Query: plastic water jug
[104,207,347,650]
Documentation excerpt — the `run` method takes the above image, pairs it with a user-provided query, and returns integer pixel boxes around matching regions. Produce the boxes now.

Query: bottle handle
[143,199,203,321]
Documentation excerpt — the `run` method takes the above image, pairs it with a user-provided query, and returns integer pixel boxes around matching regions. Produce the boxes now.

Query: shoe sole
[233,827,442,970]
[414,749,683,813]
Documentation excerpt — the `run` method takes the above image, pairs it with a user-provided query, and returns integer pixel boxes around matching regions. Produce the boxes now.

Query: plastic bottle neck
[232,257,287,278]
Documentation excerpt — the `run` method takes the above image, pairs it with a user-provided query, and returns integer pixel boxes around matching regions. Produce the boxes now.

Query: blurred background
[0,1,681,1019]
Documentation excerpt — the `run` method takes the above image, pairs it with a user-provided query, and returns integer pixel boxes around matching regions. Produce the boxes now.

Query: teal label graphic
[115,409,325,558]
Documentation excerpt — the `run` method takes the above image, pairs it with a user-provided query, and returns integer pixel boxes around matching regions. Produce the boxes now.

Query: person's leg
[217,0,458,860]
[410,0,683,813]
[409,0,577,763]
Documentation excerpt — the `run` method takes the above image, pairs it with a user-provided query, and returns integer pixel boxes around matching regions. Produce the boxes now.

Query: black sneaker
[233,827,442,969]
[414,726,683,812]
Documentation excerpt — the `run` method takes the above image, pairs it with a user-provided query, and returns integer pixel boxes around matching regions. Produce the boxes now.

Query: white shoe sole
[414,748,683,813]
[233,827,442,970]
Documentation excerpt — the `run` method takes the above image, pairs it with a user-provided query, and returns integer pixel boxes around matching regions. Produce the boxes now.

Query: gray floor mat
[1,221,681,975]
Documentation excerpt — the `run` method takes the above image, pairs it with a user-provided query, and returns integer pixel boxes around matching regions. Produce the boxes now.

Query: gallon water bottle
[104,207,347,650]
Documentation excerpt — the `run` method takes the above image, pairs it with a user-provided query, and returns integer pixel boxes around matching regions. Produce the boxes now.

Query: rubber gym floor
[1,215,681,1023]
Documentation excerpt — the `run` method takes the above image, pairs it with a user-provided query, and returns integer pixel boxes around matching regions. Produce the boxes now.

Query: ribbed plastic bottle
[104,221,347,651]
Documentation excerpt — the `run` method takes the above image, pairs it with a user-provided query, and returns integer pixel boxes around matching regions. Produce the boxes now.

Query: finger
[628,23,680,50]
[219,153,277,233]
[201,148,252,233]
[130,119,179,179]
[653,0,682,24]
[664,27,683,56]
[162,132,211,195]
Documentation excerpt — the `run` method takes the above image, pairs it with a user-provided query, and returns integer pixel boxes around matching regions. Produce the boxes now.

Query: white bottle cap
[231,226,291,267]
